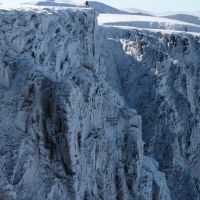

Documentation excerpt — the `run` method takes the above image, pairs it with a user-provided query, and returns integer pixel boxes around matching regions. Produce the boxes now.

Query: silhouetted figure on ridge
[85,1,89,8]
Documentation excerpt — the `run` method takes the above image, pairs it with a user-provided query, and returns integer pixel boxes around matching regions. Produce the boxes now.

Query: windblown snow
[0,2,200,200]
[98,14,200,33]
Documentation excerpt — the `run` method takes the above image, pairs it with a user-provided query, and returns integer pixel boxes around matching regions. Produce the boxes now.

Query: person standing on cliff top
[85,1,89,8]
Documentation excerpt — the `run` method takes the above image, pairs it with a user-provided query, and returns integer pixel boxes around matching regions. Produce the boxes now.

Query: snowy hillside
[24,0,129,14]
[164,14,200,26]
[158,10,200,18]
[35,1,78,7]
[85,1,128,14]
[98,14,200,33]
[122,7,152,16]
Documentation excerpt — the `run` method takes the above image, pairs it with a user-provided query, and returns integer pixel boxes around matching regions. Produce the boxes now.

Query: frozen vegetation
[0,2,200,200]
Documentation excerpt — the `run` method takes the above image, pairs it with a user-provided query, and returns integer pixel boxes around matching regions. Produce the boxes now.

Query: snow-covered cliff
[0,6,199,200]
[101,26,200,200]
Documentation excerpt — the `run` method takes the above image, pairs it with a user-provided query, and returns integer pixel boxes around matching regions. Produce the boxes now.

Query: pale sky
[0,0,200,13]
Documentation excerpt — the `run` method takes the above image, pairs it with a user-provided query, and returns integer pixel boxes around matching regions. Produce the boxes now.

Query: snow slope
[122,8,152,16]
[86,1,128,14]
[164,14,200,26]
[24,0,129,14]
[158,11,200,18]
[35,1,78,7]
[98,14,200,33]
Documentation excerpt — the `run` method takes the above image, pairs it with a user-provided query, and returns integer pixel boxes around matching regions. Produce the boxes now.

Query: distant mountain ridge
[86,1,129,14]
[35,1,78,7]
[123,7,152,15]
[164,14,200,26]
[24,0,151,15]
[26,0,130,14]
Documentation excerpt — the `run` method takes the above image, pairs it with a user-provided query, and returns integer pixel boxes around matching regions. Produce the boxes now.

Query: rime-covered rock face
[0,7,199,200]
[101,27,200,199]
[0,7,147,200]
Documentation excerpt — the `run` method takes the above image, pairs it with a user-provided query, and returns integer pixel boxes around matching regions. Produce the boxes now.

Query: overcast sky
[0,0,200,13]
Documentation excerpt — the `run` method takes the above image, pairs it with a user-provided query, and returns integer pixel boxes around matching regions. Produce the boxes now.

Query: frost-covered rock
[101,26,200,199]
[0,5,200,200]
[0,65,11,89]
[0,7,145,200]
[14,111,28,132]
[139,157,170,200]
